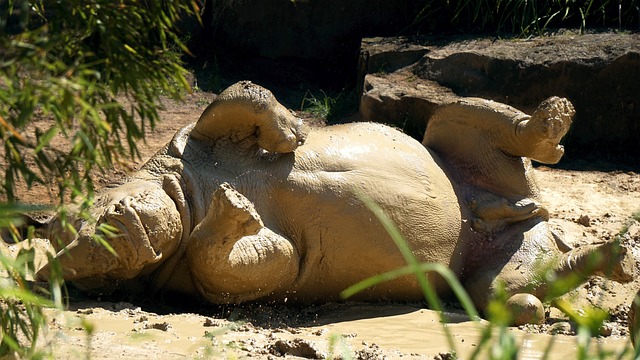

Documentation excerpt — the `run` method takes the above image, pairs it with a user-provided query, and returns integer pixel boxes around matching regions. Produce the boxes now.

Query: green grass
[404,0,640,36]
[300,88,357,123]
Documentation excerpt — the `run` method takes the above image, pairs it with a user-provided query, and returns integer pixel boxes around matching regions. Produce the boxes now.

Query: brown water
[303,305,633,359]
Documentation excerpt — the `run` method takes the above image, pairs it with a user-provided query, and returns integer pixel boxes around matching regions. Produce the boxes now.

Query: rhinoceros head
[37,179,183,290]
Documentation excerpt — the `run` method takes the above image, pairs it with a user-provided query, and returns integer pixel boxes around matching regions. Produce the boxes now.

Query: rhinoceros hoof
[505,293,545,326]
[521,97,575,164]
[529,97,574,143]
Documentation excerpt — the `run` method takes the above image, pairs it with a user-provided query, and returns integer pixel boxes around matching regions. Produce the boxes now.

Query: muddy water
[303,305,633,359]
[43,303,635,359]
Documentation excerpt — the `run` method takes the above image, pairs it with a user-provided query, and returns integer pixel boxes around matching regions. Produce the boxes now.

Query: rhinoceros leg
[424,96,575,202]
[466,229,635,324]
[185,183,299,304]
[510,96,575,164]
[191,81,309,154]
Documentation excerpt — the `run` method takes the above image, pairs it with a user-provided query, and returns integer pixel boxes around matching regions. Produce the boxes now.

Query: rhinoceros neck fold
[140,171,201,294]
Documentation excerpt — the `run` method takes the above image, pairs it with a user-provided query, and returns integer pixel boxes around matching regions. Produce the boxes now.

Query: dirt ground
[4,90,640,359]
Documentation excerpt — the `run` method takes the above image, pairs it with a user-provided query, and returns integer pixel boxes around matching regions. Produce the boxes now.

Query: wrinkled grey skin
[32,81,634,324]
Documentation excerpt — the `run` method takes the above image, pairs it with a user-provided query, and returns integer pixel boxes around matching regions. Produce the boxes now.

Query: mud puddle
[41,302,635,359]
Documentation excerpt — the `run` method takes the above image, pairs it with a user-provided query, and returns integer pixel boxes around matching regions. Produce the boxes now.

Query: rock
[271,338,326,359]
[627,221,640,238]
[358,33,640,159]
[548,321,575,335]
[359,72,456,138]
[599,322,614,337]
[434,353,457,360]
[577,214,591,227]
[145,322,171,331]
[505,293,545,326]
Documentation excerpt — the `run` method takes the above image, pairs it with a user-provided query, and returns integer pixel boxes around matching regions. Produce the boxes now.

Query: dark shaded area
[61,282,428,329]
[192,0,640,82]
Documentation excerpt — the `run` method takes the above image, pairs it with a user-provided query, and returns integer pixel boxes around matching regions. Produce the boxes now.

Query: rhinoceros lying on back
[32,81,634,324]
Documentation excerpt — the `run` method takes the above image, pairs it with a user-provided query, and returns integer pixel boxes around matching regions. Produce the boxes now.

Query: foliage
[0,0,198,204]
[403,0,640,36]
[300,88,357,123]
[0,0,199,356]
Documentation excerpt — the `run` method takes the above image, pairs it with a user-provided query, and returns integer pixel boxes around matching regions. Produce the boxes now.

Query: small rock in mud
[133,315,148,323]
[548,321,575,335]
[354,343,386,360]
[627,222,640,238]
[312,328,328,336]
[145,322,171,331]
[577,214,591,227]
[204,318,226,327]
[599,322,614,336]
[271,338,325,359]
[434,352,456,360]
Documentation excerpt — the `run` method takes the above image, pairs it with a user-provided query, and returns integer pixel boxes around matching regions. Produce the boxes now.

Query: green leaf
[34,126,59,154]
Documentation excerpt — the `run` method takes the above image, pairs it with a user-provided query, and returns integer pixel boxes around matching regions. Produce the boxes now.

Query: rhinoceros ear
[191,81,308,153]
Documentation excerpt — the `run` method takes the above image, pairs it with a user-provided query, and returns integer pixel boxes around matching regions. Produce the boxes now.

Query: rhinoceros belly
[257,122,465,301]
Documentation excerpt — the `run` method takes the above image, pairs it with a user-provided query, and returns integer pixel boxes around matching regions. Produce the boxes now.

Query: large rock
[359,33,640,161]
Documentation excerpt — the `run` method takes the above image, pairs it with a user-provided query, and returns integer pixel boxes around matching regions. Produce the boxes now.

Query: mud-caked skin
[34,81,635,325]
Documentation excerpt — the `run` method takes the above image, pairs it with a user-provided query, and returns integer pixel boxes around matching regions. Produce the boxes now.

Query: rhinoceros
[32,81,634,324]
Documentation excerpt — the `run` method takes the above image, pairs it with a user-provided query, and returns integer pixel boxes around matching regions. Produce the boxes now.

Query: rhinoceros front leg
[508,96,575,164]
[186,183,299,304]
[191,81,309,153]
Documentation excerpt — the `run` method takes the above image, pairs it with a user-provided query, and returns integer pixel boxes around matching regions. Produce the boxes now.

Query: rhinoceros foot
[468,192,548,235]
[186,183,299,304]
[516,96,575,164]
[590,240,635,283]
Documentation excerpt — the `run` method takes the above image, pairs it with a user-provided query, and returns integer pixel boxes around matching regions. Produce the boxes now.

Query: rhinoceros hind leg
[465,238,634,325]
[186,183,299,303]
[514,96,575,164]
